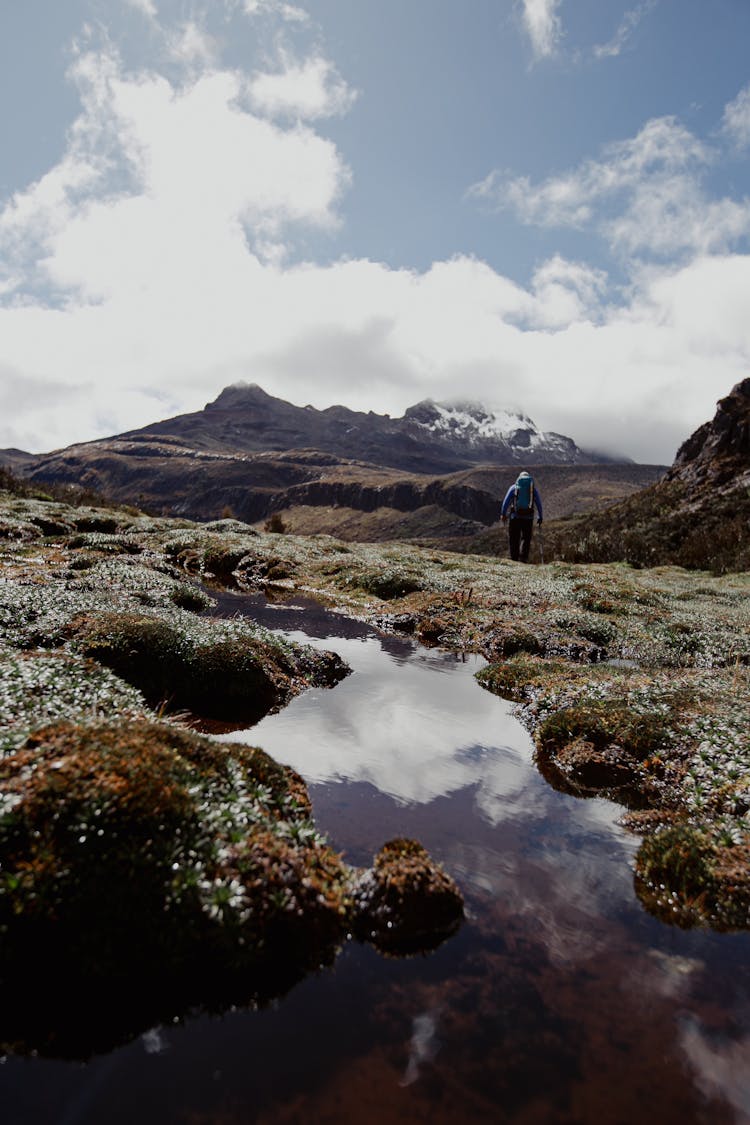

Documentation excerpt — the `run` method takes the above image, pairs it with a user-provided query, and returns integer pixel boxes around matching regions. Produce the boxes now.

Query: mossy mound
[67,532,141,555]
[73,611,346,721]
[535,698,669,795]
[477,655,589,701]
[0,723,464,1056]
[353,838,464,955]
[482,624,544,659]
[358,568,425,600]
[635,823,750,930]
[0,720,324,973]
[169,583,214,612]
[537,699,668,762]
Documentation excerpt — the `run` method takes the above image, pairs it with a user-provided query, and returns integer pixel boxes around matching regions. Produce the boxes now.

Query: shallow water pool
[3,591,750,1124]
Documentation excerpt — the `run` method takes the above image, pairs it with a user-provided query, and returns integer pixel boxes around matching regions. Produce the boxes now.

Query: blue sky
[2,0,750,461]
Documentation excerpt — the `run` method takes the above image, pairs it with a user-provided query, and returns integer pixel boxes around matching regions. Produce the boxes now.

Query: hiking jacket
[501,484,543,520]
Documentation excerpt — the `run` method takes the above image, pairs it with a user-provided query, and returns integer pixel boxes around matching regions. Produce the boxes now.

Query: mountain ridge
[6,383,659,539]
[112,381,614,473]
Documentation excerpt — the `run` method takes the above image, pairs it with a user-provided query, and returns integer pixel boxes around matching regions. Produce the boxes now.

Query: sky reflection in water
[5,601,750,1124]
[222,633,534,809]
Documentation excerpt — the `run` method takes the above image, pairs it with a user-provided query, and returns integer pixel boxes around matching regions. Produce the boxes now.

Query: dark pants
[509,517,534,562]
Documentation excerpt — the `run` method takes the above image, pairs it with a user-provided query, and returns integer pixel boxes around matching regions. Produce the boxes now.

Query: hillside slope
[541,378,750,573]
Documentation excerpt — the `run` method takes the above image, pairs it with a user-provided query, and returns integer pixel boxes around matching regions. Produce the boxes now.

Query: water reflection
[220,633,537,810]
[5,595,750,1124]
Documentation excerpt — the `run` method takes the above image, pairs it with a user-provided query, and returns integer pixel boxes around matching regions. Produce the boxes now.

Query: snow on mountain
[403,398,582,460]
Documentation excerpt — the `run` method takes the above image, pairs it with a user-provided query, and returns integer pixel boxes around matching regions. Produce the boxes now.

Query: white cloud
[468,115,750,260]
[681,1019,750,1121]
[593,1,656,59]
[519,0,563,60]
[722,84,750,150]
[248,53,357,120]
[1,41,749,464]
[165,21,219,67]
[125,0,158,19]
[243,0,308,23]
[525,255,608,327]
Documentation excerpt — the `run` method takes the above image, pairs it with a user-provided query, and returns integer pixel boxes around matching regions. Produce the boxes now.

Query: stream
[4,590,750,1124]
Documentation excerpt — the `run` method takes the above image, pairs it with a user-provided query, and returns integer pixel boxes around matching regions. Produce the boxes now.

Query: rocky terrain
[5,384,660,539]
[541,378,750,573]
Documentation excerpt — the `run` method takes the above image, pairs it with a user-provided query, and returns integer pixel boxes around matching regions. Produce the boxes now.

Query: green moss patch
[73,611,346,721]
[0,720,344,986]
[635,822,750,930]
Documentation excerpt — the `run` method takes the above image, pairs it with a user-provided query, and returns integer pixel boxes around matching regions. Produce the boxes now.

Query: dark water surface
[4,591,750,1124]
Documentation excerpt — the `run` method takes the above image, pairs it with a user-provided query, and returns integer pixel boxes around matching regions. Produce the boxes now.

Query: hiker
[501,471,543,562]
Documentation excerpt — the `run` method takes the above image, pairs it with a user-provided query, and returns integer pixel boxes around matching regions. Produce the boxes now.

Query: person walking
[501,471,543,562]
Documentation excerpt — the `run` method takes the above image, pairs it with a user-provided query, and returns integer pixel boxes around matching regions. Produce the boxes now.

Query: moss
[482,624,543,659]
[73,516,120,534]
[572,582,625,615]
[67,533,141,555]
[170,584,213,612]
[202,543,249,578]
[358,568,425,600]
[353,838,464,955]
[74,612,295,721]
[537,699,668,762]
[635,823,750,930]
[477,655,585,700]
[30,516,74,537]
[0,720,344,986]
[0,721,465,1055]
[68,554,99,571]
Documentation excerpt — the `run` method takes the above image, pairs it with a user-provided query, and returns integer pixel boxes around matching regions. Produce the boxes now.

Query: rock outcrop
[668,377,750,488]
[544,378,750,572]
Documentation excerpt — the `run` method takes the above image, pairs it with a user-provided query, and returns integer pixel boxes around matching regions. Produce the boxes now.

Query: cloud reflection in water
[219,633,533,812]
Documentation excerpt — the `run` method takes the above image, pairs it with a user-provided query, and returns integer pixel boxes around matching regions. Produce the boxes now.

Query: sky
[2,1,750,462]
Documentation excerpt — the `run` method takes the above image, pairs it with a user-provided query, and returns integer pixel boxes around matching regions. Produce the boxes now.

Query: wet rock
[353,838,464,955]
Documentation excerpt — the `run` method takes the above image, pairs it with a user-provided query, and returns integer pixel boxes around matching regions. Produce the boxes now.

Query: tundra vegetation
[0,480,748,1051]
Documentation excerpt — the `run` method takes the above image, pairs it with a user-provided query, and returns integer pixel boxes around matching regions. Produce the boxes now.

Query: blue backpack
[514,473,534,516]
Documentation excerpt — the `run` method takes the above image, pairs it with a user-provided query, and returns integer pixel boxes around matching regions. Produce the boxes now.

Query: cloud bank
[0,7,749,464]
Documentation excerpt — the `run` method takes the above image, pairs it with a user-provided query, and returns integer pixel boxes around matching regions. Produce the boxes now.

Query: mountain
[543,378,750,573]
[13,383,654,539]
[114,382,602,473]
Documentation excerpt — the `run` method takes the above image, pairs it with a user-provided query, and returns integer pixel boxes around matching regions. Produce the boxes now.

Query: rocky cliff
[668,377,750,489]
[543,379,750,572]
